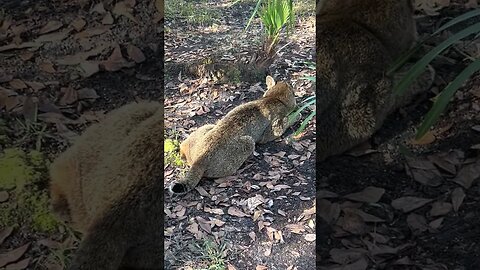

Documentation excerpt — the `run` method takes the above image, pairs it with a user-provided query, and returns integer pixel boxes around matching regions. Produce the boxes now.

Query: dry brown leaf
[39,62,56,73]
[256,265,268,270]
[59,87,78,106]
[318,199,340,224]
[24,81,45,92]
[330,248,365,264]
[5,258,30,270]
[79,61,100,77]
[318,189,338,199]
[9,79,27,90]
[429,217,444,229]
[465,0,478,8]
[227,207,249,217]
[196,217,212,234]
[248,231,256,241]
[195,186,209,196]
[411,131,436,145]
[127,44,145,63]
[74,26,110,39]
[406,213,428,234]
[429,201,452,217]
[285,223,305,234]
[0,191,9,203]
[0,227,13,246]
[451,187,465,212]
[344,186,385,203]
[227,264,237,270]
[330,257,368,270]
[304,234,315,242]
[102,12,114,25]
[0,243,30,267]
[0,42,41,53]
[91,2,106,14]
[406,157,443,187]
[19,52,34,61]
[113,1,138,22]
[338,211,367,235]
[70,17,86,32]
[39,20,63,34]
[204,207,224,215]
[77,88,99,100]
[391,196,433,213]
[101,45,135,72]
[343,208,384,223]
[452,160,480,189]
[415,0,451,15]
[35,29,71,43]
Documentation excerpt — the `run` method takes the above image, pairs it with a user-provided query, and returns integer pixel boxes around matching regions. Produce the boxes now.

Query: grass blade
[394,22,480,96]
[245,0,263,31]
[416,58,480,139]
[293,110,316,136]
[433,9,480,35]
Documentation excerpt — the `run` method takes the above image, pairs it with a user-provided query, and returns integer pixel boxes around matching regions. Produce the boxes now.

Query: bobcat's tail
[169,162,206,194]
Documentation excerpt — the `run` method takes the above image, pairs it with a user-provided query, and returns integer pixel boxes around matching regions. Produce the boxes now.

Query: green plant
[245,0,295,57]
[165,0,219,26]
[392,9,480,139]
[288,95,315,137]
[189,238,227,270]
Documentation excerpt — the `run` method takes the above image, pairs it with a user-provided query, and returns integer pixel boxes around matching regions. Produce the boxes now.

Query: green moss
[0,148,59,233]
[164,139,185,167]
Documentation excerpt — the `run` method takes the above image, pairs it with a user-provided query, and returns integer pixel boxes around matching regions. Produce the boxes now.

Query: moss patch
[165,138,185,167]
[0,148,58,233]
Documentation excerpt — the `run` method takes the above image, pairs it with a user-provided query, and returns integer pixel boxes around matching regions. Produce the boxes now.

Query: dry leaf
[330,248,365,264]
[35,29,71,43]
[451,187,465,212]
[391,196,433,213]
[0,227,13,246]
[330,257,368,270]
[248,231,256,241]
[74,26,110,39]
[39,20,63,34]
[343,208,384,223]
[101,45,135,72]
[23,96,38,123]
[59,87,78,106]
[0,191,9,203]
[304,234,315,242]
[429,217,444,229]
[196,217,212,233]
[19,52,34,61]
[318,199,340,224]
[406,157,443,187]
[79,61,100,77]
[25,81,45,91]
[127,44,145,63]
[227,207,249,217]
[0,243,30,267]
[344,186,385,203]
[406,213,428,234]
[91,2,106,14]
[5,258,30,270]
[256,265,268,270]
[204,207,224,215]
[429,201,452,216]
[70,17,86,32]
[9,79,27,90]
[77,88,99,100]
[411,131,436,145]
[113,1,138,22]
[285,223,305,234]
[338,211,367,235]
[452,160,480,189]
[39,62,56,73]
[0,42,41,53]
[102,12,114,25]
[227,264,237,270]
[195,186,209,196]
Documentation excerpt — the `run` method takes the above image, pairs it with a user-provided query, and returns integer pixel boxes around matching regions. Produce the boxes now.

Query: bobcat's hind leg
[180,124,216,165]
[204,135,255,178]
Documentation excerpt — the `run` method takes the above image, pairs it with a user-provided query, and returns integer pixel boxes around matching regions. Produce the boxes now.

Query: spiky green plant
[392,9,480,139]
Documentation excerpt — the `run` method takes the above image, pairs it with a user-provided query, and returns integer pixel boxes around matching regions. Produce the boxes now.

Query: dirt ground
[163,0,316,269]
[317,1,480,269]
[0,0,163,269]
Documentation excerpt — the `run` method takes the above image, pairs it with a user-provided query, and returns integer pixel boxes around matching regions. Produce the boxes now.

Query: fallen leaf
[330,248,365,264]
[330,257,368,270]
[338,211,367,235]
[35,29,71,43]
[227,207,249,217]
[0,191,9,203]
[24,81,45,91]
[70,17,86,32]
[204,207,224,215]
[227,264,237,270]
[344,186,385,203]
[429,217,444,229]
[39,62,56,73]
[77,88,99,100]
[406,157,443,186]
[79,61,100,77]
[465,0,478,8]
[0,42,41,53]
[113,1,138,22]
[429,201,452,217]
[0,74,13,83]
[343,208,384,223]
[256,265,268,270]
[317,189,338,199]
[22,96,38,123]
[9,79,27,90]
[407,213,428,234]
[5,258,30,270]
[18,52,34,61]
[248,231,256,241]
[285,223,305,234]
[91,2,106,14]
[101,44,135,72]
[411,131,435,145]
[102,12,114,25]
[391,196,433,213]
[0,243,30,267]
[318,199,340,224]
[452,160,480,189]
[74,26,110,39]
[451,187,465,212]
[59,87,78,106]
[39,20,63,34]
[196,217,212,234]
[127,44,145,63]
[0,227,13,245]
[304,234,315,242]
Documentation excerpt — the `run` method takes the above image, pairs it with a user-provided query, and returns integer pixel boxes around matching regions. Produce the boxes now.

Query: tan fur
[170,76,296,194]
[316,0,430,161]
[49,101,164,269]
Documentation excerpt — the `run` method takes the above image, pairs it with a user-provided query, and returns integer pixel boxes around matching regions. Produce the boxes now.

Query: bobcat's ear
[266,76,276,90]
